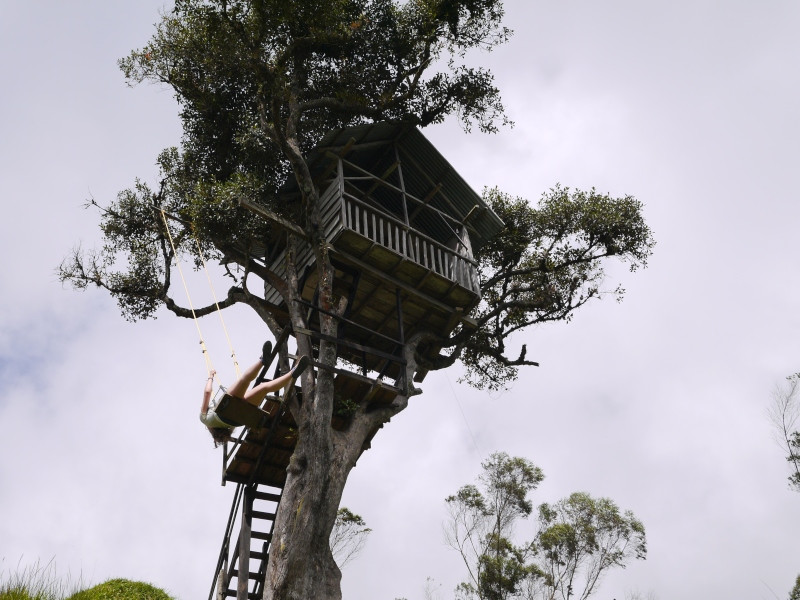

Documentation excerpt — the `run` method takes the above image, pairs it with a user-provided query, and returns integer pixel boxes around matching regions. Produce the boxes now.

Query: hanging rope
[191,231,241,377]
[159,207,215,376]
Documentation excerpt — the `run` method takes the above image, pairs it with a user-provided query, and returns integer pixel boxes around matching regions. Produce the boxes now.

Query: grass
[0,559,80,600]
[0,560,174,600]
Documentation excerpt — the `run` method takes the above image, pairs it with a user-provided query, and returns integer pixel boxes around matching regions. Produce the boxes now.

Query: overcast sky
[2,1,799,599]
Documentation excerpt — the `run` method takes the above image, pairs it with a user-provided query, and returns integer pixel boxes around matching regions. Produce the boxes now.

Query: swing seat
[215,394,271,429]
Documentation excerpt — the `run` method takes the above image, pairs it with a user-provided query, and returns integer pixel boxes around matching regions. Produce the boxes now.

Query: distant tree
[534,492,647,600]
[445,454,646,600]
[58,1,653,598]
[790,573,800,600]
[329,507,371,569]
[445,452,544,600]
[769,373,800,492]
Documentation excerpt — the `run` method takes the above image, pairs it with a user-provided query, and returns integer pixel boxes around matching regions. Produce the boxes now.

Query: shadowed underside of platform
[221,374,397,488]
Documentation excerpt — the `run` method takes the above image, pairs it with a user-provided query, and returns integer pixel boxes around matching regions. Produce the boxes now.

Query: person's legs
[243,370,295,406]
[243,355,310,406]
[227,361,262,399]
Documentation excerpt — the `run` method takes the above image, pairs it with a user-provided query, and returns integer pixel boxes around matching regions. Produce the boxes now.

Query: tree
[59,1,654,598]
[329,507,371,569]
[445,453,544,600]
[769,373,800,492]
[445,454,647,600]
[535,493,647,600]
[789,574,800,600]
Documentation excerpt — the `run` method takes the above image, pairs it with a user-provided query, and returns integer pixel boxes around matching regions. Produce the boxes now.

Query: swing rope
[159,207,232,377]
[191,232,241,378]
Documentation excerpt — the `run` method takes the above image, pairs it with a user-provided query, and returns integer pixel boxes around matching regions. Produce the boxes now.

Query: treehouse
[210,122,504,600]
[242,121,504,393]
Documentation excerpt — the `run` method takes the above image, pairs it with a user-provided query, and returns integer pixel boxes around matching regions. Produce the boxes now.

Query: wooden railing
[317,179,480,294]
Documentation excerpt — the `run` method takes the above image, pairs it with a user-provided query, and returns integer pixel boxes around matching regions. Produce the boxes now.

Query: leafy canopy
[458,186,654,390]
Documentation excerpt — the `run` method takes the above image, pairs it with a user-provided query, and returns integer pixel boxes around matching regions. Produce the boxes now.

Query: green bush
[66,579,173,600]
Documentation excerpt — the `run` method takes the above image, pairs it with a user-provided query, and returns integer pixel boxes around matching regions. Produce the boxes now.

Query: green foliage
[535,493,646,600]
[478,453,545,524]
[461,186,655,390]
[333,394,360,418]
[477,535,533,600]
[789,574,800,600]
[445,454,647,600]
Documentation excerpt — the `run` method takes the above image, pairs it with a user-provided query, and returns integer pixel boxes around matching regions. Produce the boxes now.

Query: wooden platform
[222,374,398,487]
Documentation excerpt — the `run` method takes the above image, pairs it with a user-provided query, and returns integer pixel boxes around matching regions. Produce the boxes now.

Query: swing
[213,391,271,429]
[160,208,275,430]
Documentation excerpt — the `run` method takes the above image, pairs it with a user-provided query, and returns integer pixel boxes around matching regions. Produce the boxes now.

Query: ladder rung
[253,491,282,503]
[224,590,260,600]
[252,531,272,541]
[232,569,263,579]
[251,510,276,521]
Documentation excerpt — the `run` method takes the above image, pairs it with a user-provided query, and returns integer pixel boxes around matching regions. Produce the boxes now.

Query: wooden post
[395,143,412,259]
[237,488,253,600]
[216,565,226,600]
[396,288,407,395]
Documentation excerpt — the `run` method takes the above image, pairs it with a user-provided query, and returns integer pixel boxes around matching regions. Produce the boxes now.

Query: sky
[1,1,799,599]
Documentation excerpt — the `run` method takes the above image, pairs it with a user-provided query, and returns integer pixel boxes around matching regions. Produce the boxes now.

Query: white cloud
[3,1,800,600]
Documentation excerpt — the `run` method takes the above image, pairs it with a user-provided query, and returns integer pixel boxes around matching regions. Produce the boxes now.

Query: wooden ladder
[211,481,284,600]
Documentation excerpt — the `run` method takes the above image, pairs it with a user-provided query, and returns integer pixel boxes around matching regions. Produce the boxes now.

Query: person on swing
[200,341,309,446]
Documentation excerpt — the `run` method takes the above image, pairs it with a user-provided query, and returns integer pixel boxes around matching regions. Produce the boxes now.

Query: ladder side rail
[250,485,285,600]
[245,388,295,488]
[236,488,253,600]
[208,483,246,600]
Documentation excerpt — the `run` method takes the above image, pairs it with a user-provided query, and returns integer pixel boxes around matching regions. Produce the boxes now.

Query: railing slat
[337,195,480,291]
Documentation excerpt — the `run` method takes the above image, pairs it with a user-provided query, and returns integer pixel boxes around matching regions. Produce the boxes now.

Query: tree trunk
[262,429,345,600]
[263,383,402,600]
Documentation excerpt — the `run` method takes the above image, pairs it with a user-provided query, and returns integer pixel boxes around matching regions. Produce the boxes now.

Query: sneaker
[261,341,273,366]
[292,355,310,378]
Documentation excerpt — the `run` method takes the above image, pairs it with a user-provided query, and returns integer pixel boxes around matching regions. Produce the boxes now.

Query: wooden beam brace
[294,326,405,365]
[309,358,404,394]
[292,299,403,346]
